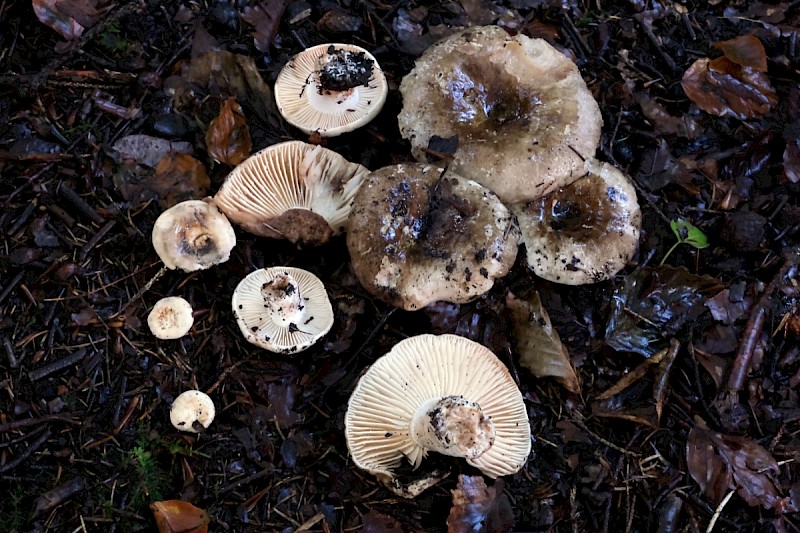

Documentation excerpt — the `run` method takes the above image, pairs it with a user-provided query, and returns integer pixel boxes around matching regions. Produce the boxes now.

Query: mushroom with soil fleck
[345,333,531,492]
[213,141,369,245]
[232,266,334,353]
[275,43,388,137]
[151,199,236,272]
[512,158,641,285]
[147,296,194,340]
[398,25,603,204]
[346,163,519,311]
[170,390,215,433]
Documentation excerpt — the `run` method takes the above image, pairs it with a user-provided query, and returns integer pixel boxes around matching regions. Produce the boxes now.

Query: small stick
[0,429,51,473]
[59,183,106,225]
[80,219,116,257]
[28,348,88,381]
[0,271,24,305]
[115,265,168,318]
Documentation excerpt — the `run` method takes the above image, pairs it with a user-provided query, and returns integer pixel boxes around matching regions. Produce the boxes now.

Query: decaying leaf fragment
[506,291,580,393]
[446,475,514,533]
[205,98,252,165]
[33,0,103,40]
[150,499,210,533]
[152,153,211,207]
[241,0,288,52]
[681,34,777,120]
[687,417,796,512]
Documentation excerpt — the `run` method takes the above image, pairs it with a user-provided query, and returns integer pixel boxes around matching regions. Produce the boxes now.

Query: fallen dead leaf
[111,134,193,168]
[506,291,580,393]
[205,98,252,166]
[150,499,210,533]
[152,153,212,206]
[446,475,514,533]
[241,0,288,53]
[713,35,769,72]
[33,0,102,40]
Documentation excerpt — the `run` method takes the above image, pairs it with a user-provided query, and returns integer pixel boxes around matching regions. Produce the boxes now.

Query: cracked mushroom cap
[512,159,641,285]
[151,199,236,272]
[213,141,369,245]
[346,163,519,311]
[398,25,602,204]
[345,334,531,480]
[232,266,334,354]
[147,296,194,340]
[275,43,388,137]
[170,390,215,433]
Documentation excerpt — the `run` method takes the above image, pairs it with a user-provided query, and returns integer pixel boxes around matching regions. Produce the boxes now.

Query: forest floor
[2,0,800,532]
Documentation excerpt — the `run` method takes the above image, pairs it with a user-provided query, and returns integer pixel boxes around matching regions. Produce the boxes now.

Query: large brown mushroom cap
[213,141,369,245]
[398,25,602,204]
[346,163,520,311]
[513,158,641,285]
[232,266,334,354]
[345,334,531,481]
[151,199,236,272]
[275,43,388,137]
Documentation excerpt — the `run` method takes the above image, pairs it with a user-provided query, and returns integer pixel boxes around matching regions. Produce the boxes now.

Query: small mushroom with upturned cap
[151,199,236,272]
[232,267,334,353]
[346,163,519,311]
[147,296,194,339]
[170,390,215,433]
[398,25,603,204]
[345,334,531,486]
[512,158,641,285]
[275,43,388,137]
[213,141,368,245]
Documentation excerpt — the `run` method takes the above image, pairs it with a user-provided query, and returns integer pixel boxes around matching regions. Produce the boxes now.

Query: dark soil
[2,1,800,532]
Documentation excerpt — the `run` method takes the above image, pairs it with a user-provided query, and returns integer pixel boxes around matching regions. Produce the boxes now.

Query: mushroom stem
[261,272,305,326]
[410,396,496,459]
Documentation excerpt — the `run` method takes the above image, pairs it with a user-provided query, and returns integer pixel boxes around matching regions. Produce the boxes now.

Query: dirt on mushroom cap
[346,163,519,311]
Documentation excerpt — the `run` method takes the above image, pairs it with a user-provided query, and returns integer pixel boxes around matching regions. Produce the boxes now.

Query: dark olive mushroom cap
[347,163,519,310]
[398,25,602,204]
[512,159,641,285]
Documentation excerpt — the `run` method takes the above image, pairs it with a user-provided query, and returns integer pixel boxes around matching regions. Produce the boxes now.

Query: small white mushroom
[274,43,388,137]
[147,296,194,340]
[151,199,236,272]
[170,390,215,433]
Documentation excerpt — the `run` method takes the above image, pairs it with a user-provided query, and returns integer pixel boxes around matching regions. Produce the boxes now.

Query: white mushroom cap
[170,390,215,433]
[147,296,194,340]
[151,199,236,272]
[346,163,520,311]
[213,141,369,245]
[345,334,531,480]
[512,158,641,285]
[232,267,334,353]
[398,25,603,204]
[275,43,388,137]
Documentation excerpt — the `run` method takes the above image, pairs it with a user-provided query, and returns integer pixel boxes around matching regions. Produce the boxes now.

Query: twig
[28,348,88,381]
[706,490,735,533]
[59,183,106,225]
[0,271,24,306]
[0,429,51,473]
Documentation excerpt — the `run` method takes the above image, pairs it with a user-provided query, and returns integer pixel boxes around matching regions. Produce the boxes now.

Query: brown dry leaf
[705,288,749,325]
[241,0,288,53]
[636,93,700,138]
[687,418,796,512]
[153,153,212,207]
[446,475,514,533]
[681,54,777,119]
[150,499,210,533]
[506,292,580,393]
[205,98,252,166]
[33,0,102,40]
[361,509,407,532]
[713,35,768,72]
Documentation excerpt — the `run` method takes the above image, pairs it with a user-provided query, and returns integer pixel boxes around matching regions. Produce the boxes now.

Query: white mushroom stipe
[170,390,215,433]
[410,396,496,460]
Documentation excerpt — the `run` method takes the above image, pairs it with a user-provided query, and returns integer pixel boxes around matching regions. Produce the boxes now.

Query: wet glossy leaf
[150,499,210,533]
[687,419,796,512]
[785,138,800,183]
[447,475,514,533]
[507,291,580,393]
[713,35,768,72]
[241,0,288,52]
[33,0,101,40]
[605,266,723,357]
[205,98,252,165]
[670,219,709,249]
[681,55,778,120]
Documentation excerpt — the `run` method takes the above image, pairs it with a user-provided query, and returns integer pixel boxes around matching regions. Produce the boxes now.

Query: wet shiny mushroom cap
[346,163,520,311]
[170,390,215,433]
[398,25,602,204]
[345,334,531,481]
[147,296,194,340]
[151,199,236,272]
[232,266,334,353]
[274,43,388,137]
[512,159,641,285]
[213,141,368,245]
